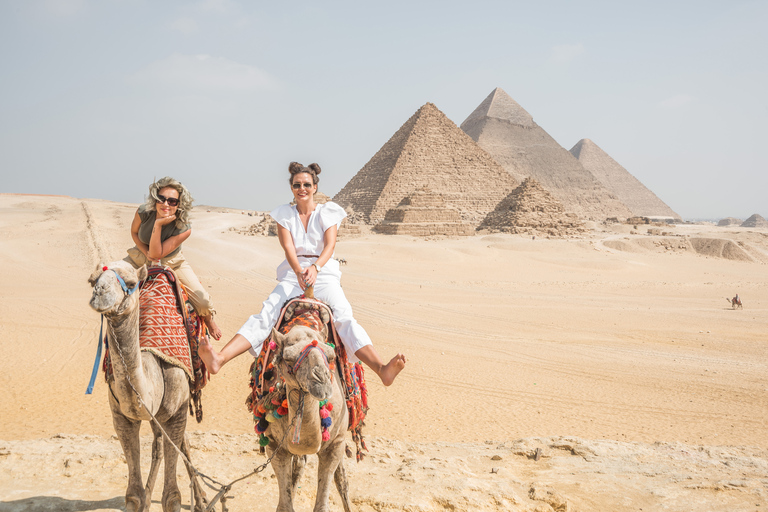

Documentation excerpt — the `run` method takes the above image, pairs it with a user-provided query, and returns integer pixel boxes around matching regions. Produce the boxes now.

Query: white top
[270,201,347,281]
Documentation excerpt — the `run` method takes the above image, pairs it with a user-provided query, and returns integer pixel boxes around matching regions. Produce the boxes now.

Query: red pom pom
[326,403,334,411]
[269,386,275,392]
[312,340,318,347]
[322,430,331,442]
[282,400,289,408]
[102,266,108,271]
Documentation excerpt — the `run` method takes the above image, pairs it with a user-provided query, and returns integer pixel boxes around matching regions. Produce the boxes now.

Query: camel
[88,261,205,512]
[727,295,743,309]
[266,321,353,512]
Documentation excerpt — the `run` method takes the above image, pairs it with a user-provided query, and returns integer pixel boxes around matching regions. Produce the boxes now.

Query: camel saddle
[246,295,369,460]
[103,265,208,422]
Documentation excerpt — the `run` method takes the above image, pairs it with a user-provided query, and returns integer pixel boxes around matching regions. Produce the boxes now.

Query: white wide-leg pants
[237,273,371,363]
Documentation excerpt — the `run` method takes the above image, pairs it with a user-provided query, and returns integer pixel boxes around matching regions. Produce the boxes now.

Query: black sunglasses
[157,193,180,207]
[292,183,314,190]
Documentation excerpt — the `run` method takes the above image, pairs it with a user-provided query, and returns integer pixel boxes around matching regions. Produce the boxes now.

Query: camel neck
[106,296,154,419]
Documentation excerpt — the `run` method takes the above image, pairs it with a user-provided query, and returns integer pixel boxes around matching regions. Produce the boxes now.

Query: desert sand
[1,194,767,511]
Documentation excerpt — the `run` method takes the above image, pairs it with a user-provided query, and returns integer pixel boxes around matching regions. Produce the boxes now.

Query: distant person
[124,177,222,339]
[198,162,405,385]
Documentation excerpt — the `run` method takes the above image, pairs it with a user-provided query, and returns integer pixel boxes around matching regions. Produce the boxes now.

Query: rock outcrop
[570,138,680,219]
[740,214,768,228]
[460,88,632,221]
[333,102,518,226]
[479,177,586,237]
[375,189,474,236]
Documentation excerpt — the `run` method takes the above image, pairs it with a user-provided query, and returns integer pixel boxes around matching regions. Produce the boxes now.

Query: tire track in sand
[80,201,110,265]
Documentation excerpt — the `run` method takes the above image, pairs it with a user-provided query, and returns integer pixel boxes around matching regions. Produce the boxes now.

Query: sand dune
[1,194,767,511]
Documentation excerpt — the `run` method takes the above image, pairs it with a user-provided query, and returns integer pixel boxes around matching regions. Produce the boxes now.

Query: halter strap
[290,340,330,375]
[111,269,139,296]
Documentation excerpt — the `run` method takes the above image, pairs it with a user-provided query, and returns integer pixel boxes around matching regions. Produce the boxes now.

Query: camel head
[272,325,336,401]
[88,261,147,316]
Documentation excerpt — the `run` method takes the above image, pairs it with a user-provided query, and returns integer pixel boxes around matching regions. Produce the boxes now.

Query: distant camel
[726,295,743,309]
[336,257,347,265]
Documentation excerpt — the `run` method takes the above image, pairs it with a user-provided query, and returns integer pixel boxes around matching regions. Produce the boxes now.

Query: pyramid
[333,102,519,226]
[741,214,768,228]
[479,177,585,237]
[570,139,680,219]
[375,189,474,236]
[717,217,742,227]
[460,88,632,220]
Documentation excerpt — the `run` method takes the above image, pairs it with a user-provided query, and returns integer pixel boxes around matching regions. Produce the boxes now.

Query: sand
[1,194,767,511]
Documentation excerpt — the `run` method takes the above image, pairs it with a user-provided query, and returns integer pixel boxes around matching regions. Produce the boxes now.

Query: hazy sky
[1,0,766,219]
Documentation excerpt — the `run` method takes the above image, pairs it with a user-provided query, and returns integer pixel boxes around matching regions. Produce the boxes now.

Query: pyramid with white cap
[334,102,519,226]
[570,138,680,219]
[461,88,632,220]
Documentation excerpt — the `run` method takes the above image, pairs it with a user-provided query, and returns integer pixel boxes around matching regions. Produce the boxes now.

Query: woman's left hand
[302,265,318,288]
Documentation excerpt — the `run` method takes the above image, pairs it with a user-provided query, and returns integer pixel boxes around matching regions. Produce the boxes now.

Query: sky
[1,0,766,220]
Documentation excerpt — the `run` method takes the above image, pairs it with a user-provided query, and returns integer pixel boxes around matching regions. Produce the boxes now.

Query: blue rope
[85,315,104,395]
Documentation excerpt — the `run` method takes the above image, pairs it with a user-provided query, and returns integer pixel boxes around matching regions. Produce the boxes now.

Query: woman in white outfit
[199,162,406,386]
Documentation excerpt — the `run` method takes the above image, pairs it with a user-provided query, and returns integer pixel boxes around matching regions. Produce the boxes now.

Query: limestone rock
[479,178,586,237]
[375,189,474,236]
[570,138,680,219]
[461,88,632,221]
[333,102,518,226]
[740,214,768,228]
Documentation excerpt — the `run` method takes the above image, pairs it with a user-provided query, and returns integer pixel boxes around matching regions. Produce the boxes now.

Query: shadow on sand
[0,495,130,512]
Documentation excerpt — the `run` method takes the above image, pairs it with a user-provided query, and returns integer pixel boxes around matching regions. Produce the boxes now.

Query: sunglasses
[157,193,179,207]
[292,182,314,190]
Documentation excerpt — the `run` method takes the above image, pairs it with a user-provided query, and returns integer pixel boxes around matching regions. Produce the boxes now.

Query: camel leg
[313,439,346,512]
[270,447,297,512]
[160,406,188,512]
[333,460,353,512]
[144,423,164,510]
[181,434,208,512]
[111,410,146,512]
[290,454,307,497]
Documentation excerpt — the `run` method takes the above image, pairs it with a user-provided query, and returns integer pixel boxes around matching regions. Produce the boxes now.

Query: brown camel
[267,321,353,512]
[727,295,743,309]
[88,261,205,512]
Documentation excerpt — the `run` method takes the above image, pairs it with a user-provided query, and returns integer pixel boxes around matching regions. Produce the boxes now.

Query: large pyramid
[333,102,519,226]
[479,177,585,237]
[570,138,680,219]
[460,88,632,220]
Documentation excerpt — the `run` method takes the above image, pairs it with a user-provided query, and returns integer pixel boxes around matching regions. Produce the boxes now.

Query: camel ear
[136,265,148,283]
[271,328,285,349]
[88,263,105,286]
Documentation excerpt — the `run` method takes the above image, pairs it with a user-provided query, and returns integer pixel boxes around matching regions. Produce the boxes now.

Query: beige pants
[124,246,216,317]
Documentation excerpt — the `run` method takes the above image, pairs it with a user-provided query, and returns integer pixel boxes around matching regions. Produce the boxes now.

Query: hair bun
[308,163,321,175]
[288,162,304,174]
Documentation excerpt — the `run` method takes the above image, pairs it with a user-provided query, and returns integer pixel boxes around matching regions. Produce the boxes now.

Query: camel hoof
[125,496,142,512]
[162,491,182,512]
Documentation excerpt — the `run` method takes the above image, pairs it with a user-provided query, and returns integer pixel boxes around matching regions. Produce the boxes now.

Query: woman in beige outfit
[124,176,222,339]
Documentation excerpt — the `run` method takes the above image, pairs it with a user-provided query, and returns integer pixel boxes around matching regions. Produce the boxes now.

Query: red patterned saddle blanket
[103,266,208,420]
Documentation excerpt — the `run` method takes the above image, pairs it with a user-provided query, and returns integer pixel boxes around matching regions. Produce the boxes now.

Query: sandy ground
[1,193,767,511]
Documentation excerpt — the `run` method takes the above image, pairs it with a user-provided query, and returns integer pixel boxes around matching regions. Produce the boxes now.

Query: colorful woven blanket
[246,296,369,460]
[103,266,208,421]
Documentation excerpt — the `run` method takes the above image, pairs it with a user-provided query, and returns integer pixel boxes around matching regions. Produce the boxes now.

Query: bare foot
[202,314,222,340]
[379,353,406,386]
[197,338,222,374]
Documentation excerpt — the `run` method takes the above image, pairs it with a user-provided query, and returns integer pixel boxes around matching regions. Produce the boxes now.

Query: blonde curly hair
[145,177,194,228]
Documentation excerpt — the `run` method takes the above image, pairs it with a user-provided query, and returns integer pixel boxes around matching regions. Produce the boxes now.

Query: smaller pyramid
[570,139,680,219]
[717,217,742,227]
[740,214,768,228]
[375,189,474,236]
[479,178,585,237]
